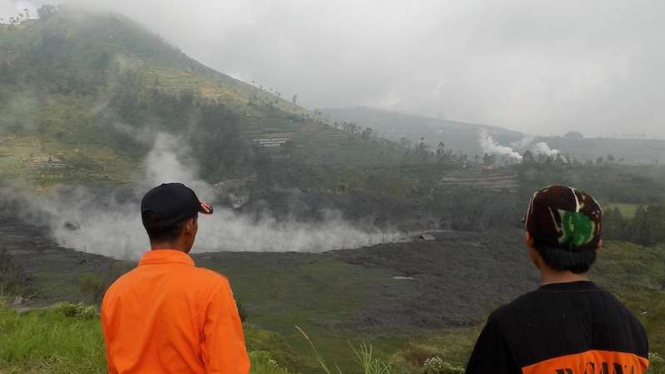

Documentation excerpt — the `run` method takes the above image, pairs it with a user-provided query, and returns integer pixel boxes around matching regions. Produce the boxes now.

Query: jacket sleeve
[201,279,251,374]
[466,316,520,374]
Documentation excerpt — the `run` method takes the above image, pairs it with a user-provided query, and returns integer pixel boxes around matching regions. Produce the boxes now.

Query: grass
[0,303,402,374]
[605,202,641,218]
[196,254,413,373]
[0,302,298,374]
[0,303,106,374]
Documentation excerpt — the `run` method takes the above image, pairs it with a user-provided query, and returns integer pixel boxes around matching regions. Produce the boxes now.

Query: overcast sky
[2,0,664,137]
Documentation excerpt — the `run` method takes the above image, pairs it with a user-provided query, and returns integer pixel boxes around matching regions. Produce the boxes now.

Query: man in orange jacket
[101,183,250,374]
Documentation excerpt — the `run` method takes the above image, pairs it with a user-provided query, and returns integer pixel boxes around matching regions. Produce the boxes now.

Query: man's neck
[540,267,589,286]
[150,243,189,253]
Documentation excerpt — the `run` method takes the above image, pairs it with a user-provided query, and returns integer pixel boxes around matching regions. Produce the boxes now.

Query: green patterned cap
[524,185,602,252]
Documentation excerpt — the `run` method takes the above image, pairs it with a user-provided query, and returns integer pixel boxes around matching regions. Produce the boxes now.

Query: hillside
[320,107,523,157]
[322,107,665,164]
[0,7,406,187]
[540,136,665,165]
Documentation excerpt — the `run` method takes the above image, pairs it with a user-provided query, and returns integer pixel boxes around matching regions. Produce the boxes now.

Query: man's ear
[525,231,541,269]
[184,217,197,234]
[524,231,535,250]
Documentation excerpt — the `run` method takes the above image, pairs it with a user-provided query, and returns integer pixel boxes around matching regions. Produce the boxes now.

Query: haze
[2,0,664,137]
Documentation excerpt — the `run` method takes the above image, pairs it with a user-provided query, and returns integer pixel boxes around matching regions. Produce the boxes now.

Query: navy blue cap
[141,183,212,228]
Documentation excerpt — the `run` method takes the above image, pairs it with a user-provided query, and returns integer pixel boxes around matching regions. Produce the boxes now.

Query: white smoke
[10,133,405,260]
[530,141,562,158]
[510,135,564,159]
[479,129,523,161]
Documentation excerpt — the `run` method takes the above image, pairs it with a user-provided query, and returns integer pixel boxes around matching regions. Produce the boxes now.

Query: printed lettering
[584,362,596,374]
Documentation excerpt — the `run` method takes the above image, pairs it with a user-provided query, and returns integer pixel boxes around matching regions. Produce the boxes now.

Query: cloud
[7,0,665,137]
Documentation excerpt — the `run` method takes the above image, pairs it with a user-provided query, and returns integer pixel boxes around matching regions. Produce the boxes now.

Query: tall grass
[0,303,292,374]
[0,303,106,374]
[297,325,394,374]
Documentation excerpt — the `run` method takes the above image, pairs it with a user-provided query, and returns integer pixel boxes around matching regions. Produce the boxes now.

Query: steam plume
[479,129,523,161]
[10,133,404,260]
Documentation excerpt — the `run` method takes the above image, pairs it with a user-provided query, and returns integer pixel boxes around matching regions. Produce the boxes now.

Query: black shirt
[466,281,649,374]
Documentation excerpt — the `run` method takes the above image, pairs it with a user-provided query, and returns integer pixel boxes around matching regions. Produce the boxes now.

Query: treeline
[604,205,665,247]
[519,158,665,205]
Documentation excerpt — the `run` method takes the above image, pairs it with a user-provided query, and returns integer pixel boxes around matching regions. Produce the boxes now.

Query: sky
[2,0,664,137]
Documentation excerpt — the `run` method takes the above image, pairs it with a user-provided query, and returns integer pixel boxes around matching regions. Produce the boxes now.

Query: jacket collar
[139,249,195,267]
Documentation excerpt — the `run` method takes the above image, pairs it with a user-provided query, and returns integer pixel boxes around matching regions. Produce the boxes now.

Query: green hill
[0,7,406,187]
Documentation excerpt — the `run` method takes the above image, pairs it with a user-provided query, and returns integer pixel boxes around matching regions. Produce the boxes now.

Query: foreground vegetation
[1,300,663,374]
[2,240,665,374]
[0,302,301,374]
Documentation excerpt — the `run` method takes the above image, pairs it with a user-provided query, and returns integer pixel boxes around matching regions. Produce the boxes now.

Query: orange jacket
[101,250,250,374]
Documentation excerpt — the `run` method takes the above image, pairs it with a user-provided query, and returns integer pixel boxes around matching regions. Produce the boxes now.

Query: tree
[603,207,626,241]
[607,154,616,163]
[563,131,584,140]
[292,94,298,104]
[37,4,58,20]
[482,153,496,166]
[628,206,654,246]
[361,127,373,141]
[522,150,535,164]
[436,141,446,155]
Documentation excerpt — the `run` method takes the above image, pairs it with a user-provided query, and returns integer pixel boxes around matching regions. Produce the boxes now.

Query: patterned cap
[524,185,602,252]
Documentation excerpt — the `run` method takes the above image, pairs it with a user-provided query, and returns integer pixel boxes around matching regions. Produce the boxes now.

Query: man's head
[524,185,603,274]
[141,183,213,253]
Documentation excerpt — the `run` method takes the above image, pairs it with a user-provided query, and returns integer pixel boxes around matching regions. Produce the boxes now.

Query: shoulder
[597,287,647,329]
[193,267,231,287]
[104,268,139,296]
[489,290,540,323]
[185,267,233,298]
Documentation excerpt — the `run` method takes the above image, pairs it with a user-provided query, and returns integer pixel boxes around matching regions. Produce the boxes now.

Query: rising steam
[479,129,523,161]
[9,133,404,260]
[480,130,564,162]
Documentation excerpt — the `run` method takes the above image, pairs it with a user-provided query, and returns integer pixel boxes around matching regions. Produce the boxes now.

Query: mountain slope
[0,7,405,187]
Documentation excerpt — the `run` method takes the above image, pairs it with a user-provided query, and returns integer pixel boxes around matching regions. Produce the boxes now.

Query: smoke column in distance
[479,129,523,161]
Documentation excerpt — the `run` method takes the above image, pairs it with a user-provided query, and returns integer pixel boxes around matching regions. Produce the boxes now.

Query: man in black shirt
[466,185,649,374]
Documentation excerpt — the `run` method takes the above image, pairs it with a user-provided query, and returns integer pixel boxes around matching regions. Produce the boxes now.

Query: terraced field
[439,167,520,192]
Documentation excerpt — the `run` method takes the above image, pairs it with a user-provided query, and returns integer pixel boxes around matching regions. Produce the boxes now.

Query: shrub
[52,302,99,320]
[649,353,665,374]
[422,357,465,374]
[250,351,292,374]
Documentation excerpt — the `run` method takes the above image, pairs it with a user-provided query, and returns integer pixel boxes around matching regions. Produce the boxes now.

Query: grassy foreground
[0,303,295,374]
[1,302,663,374]
[0,302,471,374]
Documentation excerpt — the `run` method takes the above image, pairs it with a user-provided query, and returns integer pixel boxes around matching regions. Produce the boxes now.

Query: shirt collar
[538,280,599,292]
[139,249,195,267]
